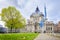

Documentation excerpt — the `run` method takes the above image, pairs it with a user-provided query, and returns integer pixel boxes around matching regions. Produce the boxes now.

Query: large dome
[30,7,44,17]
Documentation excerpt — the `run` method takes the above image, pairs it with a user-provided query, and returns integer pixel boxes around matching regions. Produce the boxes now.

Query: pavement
[34,33,60,40]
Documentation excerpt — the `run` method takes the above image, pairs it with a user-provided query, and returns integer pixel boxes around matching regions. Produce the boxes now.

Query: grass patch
[0,33,38,40]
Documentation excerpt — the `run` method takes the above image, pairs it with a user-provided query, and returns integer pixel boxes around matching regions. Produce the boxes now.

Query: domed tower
[29,6,45,32]
[30,6,44,23]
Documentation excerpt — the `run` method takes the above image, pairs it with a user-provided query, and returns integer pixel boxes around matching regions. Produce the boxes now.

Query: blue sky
[0,0,60,24]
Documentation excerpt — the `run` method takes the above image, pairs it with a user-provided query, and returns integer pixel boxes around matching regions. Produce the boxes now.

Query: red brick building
[54,21,60,33]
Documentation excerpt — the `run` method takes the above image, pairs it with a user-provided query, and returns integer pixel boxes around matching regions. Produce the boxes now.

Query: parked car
[0,27,8,33]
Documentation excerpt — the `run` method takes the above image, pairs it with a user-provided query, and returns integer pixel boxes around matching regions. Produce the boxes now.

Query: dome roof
[30,7,44,17]
[35,6,40,12]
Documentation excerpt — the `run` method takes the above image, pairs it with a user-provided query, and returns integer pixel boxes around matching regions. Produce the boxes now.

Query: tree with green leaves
[1,6,26,32]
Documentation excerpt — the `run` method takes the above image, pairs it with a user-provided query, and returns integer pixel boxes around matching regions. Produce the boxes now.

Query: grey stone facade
[25,7,54,33]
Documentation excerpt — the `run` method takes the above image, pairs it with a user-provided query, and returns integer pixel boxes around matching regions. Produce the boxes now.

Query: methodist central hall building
[20,6,54,33]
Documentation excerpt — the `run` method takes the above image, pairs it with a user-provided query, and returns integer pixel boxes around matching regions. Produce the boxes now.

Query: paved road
[34,33,60,40]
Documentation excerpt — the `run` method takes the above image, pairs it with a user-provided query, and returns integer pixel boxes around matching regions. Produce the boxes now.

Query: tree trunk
[10,27,12,33]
